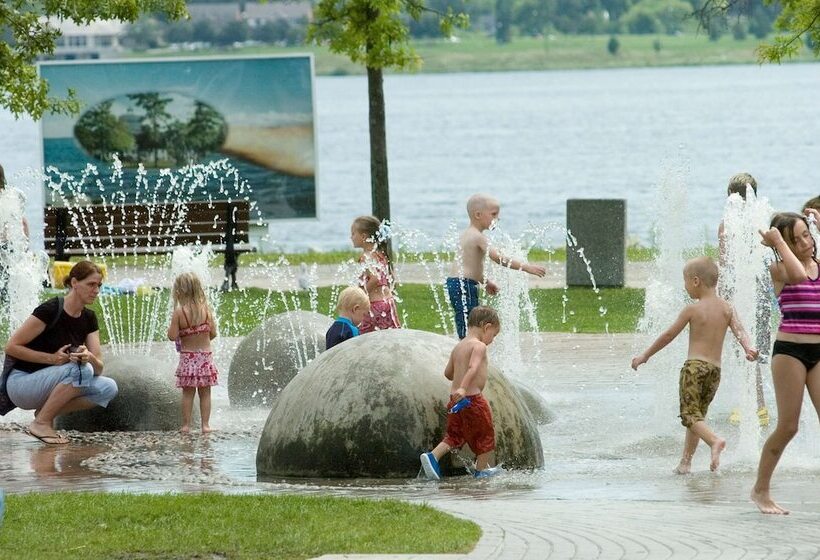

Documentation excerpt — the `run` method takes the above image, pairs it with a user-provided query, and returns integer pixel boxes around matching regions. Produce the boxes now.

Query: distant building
[44,19,126,60]
[187,2,312,26]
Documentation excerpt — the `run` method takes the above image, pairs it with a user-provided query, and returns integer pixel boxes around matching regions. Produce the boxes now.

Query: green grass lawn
[86,284,644,344]
[91,244,658,269]
[0,493,480,559]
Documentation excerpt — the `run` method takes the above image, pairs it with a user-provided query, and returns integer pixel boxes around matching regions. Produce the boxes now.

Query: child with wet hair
[350,215,401,333]
[632,256,758,474]
[421,306,503,480]
[718,172,760,261]
[803,195,820,215]
[727,172,757,198]
[718,171,770,426]
[167,271,218,433]
[446,194,545,339]
[326,286,370,350]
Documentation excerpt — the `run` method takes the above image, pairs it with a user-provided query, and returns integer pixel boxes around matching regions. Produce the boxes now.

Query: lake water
[2,63,819,251]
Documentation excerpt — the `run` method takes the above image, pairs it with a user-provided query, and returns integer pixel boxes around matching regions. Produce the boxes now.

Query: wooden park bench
[44,199,255,290]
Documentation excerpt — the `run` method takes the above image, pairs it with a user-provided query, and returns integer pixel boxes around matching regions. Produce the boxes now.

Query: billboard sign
[39,55,317,220]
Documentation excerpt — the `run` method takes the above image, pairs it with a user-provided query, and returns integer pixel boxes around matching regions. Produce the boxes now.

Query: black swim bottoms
[771,340,820,370]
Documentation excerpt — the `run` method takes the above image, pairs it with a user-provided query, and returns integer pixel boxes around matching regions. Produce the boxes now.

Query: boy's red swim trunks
[443,393,495,455]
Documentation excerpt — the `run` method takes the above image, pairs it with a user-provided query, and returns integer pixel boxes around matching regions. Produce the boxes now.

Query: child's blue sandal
[420,452,442,480]
[474,465,504,479]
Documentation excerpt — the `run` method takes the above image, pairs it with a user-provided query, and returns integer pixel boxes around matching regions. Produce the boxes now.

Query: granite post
[566,199,626,287]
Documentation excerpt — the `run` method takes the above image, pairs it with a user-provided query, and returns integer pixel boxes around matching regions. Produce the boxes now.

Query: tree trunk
[367,66,391,222]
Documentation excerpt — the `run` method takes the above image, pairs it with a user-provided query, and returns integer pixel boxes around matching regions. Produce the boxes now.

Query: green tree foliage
[216,20,250,46]
[186,101,227,158]
[607,35,620,54]
[165,20,195,44]
[496,0,514,42]
[192,19,218,44]
[600,0,632,22]
[122,18,165,50]
[74,95,227,167]
[308,0,468,220]
[513,0,552,37]
[749,6,776,39]
[0,0,187,119]
[551,0,607,33]
[623,0,691,34]
[129,93,173,167]
[73,101,135,161]
[697,0,820,61]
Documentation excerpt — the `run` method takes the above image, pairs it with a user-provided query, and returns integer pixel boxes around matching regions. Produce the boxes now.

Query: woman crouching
[4,260,117,444]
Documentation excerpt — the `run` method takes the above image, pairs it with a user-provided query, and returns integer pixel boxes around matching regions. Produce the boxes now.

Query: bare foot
[710,439,726,471]
[201,426,214,434]
[673,461,691,475]
[180,426,190,434]
[27,420,69,445]
[751,488,790,514]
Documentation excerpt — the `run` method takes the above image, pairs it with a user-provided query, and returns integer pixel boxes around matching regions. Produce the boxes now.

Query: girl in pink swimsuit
[167,272,218,433]
[350,216,401,334]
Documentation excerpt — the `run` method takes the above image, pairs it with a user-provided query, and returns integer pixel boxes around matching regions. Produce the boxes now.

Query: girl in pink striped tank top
[753,211,820,515]
[167,272,218,434]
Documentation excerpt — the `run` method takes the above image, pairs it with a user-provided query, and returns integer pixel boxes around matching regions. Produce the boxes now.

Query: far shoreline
[132,32,820,77]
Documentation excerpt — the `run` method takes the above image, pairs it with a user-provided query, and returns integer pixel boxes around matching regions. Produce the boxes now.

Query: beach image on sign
[40,55,316,220]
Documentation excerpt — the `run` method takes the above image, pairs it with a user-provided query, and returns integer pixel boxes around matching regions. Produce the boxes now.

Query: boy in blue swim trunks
[326,287,370,350]
[447,194,546,338]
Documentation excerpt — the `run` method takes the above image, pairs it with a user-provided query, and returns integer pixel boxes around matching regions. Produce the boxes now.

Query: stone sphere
[513,381,553,424]
[56,351,184,431]
[228,310,331,407]
[256,328,544,478]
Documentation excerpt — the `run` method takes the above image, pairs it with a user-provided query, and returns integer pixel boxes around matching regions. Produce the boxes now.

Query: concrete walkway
[102,261,654,291]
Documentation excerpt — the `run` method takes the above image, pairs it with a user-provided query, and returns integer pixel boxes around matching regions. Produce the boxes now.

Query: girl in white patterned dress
[167,272,218,433]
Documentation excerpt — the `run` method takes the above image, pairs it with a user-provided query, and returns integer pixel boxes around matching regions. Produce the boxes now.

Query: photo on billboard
[39,55,317,221]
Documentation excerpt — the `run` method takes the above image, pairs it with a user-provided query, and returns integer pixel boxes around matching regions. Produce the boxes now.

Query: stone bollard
[566,199,626,287]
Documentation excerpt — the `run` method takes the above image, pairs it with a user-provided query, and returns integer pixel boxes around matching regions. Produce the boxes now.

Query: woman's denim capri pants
[6,363,118,410]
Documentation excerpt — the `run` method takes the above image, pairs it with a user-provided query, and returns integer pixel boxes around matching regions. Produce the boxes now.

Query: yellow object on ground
[51,261,107,288]
[758,407,770,427]
[728,408,741,426]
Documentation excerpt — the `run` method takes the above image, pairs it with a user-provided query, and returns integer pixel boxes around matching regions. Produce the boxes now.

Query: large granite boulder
[257,328,544,478]
[56,351,183,431]
[228,310,331,407]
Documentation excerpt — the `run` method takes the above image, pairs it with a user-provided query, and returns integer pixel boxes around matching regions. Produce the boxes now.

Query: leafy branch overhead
[695,0,820,62]
[307,0,469,69]
[0,0,187,120]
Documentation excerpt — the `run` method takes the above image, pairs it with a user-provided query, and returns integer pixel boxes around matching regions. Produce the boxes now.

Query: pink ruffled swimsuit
[358,252,401,334]
[175,310,219,388]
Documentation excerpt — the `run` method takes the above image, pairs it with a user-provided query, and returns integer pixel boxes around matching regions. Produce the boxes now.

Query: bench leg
[221,262,239,292]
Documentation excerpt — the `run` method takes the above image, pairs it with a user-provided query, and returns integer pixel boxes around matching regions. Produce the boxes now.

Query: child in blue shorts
[447,194,545,338]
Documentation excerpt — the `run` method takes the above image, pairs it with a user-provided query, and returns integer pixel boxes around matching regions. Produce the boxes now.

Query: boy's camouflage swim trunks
[678,359,721,428]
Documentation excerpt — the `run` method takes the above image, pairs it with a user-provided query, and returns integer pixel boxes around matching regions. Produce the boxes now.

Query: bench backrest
[44,199,251,256]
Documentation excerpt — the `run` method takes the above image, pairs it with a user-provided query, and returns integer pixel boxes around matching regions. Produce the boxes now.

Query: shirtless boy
[632,256,758,473]
[421,306,502,479]
[447,194,545,338]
